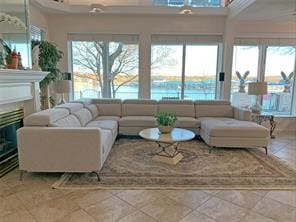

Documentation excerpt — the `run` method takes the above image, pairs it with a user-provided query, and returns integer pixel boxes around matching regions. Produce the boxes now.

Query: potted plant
[154,112,177,134]
[32,40,63,109]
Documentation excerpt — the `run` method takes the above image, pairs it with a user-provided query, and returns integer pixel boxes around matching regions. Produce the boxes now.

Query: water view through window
[151,44,218,100]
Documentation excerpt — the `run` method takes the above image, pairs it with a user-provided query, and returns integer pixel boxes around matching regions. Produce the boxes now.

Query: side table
[251,113,276,139]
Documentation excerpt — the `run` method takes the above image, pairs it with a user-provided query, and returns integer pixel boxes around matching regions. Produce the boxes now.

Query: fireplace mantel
[0,69,49,116]
[0,69,48,83]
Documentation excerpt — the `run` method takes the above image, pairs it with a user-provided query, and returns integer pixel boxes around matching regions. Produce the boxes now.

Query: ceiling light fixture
[90,4,105,13]
[179,0,192,15]
[180,6,192,14]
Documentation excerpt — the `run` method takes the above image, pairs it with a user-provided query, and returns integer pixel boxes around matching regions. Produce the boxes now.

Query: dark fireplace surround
[0,108,23,177]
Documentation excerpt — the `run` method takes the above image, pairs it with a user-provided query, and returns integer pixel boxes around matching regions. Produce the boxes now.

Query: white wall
[29,3,49,39]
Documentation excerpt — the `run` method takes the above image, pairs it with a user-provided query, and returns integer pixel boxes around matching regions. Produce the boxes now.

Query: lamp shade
[248,82,268,95]
[54,80,72,94]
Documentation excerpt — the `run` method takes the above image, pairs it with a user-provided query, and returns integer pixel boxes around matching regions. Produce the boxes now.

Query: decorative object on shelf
[236,71,250,93]
[154,112,177,133]
[0,12,26,30]
[280,71,294,93]
[54,80,72,104]
[17,52,24,70]
[32,45,41,71]
[32,40,63,110]
[7,46,18,69]
[248,81,268,114]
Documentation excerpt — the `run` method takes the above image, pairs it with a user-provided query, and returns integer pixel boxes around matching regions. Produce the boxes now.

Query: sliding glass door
[263,46,296,115]
[151,43,220,100]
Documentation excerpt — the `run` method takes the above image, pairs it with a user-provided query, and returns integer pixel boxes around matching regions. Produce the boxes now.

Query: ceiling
[234,0,296,21]
[30,0,296,22]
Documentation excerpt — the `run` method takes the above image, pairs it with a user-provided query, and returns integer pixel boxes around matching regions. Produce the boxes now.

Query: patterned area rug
[52,138,296,190]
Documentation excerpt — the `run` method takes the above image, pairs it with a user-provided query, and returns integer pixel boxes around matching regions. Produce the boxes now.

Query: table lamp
[54,80,72,104]
[248,81,268,114]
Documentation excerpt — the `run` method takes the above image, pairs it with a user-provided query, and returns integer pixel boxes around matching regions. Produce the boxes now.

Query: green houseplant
[154,112,177,133]
[32,40,63,109]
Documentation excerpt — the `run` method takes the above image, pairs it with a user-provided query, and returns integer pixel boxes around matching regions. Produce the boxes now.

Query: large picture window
[71,37,139,100]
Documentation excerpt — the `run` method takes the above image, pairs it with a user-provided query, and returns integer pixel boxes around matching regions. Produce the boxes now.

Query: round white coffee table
[139,128,195,165]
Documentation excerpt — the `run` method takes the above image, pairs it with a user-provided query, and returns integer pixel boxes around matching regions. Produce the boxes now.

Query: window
[185,45,218,100]
[232,39,296,116]
[31,25,42,41]
[151,45,183,100]
[231,46,259,108]
[263,46,296,115]
[151,36,221,100]
[71,37,139,100]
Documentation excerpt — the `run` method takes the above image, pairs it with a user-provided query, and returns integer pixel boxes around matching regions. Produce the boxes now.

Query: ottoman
[200,117,270,154]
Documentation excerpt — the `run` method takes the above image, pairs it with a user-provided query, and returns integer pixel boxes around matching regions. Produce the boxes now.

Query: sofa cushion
[158,100,195,117]
[85,104,99,119]
[24,109,70,126]
[119,116,157,127]
[50,115,81,127]
[71,99,93,106]
[95,116,120,121]
[201,118,269,138]
[175,117,201,128]
[55,103,84,113]
[93,99,122,117]
[122,99,158,116]
[73,108,93,126]
[195,100,233,118]
[86,120,118,138]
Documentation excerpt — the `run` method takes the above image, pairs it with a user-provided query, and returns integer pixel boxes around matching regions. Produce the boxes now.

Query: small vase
[158,125,173,134]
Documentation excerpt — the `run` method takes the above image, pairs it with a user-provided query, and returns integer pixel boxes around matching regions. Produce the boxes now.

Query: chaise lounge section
[195,101,269,154]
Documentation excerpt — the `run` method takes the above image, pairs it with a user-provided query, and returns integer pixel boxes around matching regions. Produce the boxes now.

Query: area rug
[52,138,296,190]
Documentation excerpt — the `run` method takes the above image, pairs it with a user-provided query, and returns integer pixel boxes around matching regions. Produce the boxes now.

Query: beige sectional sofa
[17,99,269,178]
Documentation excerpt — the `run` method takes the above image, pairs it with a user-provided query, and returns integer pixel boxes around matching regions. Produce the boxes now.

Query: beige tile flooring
[0,132,295,222]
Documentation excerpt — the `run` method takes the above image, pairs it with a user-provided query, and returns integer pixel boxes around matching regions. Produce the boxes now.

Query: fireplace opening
[0,108,23,177]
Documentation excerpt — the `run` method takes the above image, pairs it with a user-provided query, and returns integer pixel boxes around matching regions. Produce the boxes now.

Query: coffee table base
[153,141,184,165]
[153,153,184,165]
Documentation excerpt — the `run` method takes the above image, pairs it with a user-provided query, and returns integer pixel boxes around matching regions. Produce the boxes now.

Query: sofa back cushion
[55,103,84,113]
[73,108,93,126]
[195,100,233,118]
[93,99,122,117]
[85,104,99,119]
[24,109,70,126]
[50,115,81,127]
[122,99,158,116]
[158,100,195,117]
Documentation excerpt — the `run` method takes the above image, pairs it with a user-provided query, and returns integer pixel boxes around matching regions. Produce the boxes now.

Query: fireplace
[0,108,24,177]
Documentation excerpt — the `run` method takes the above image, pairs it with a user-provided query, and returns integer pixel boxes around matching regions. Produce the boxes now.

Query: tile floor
[0,132,295,222]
